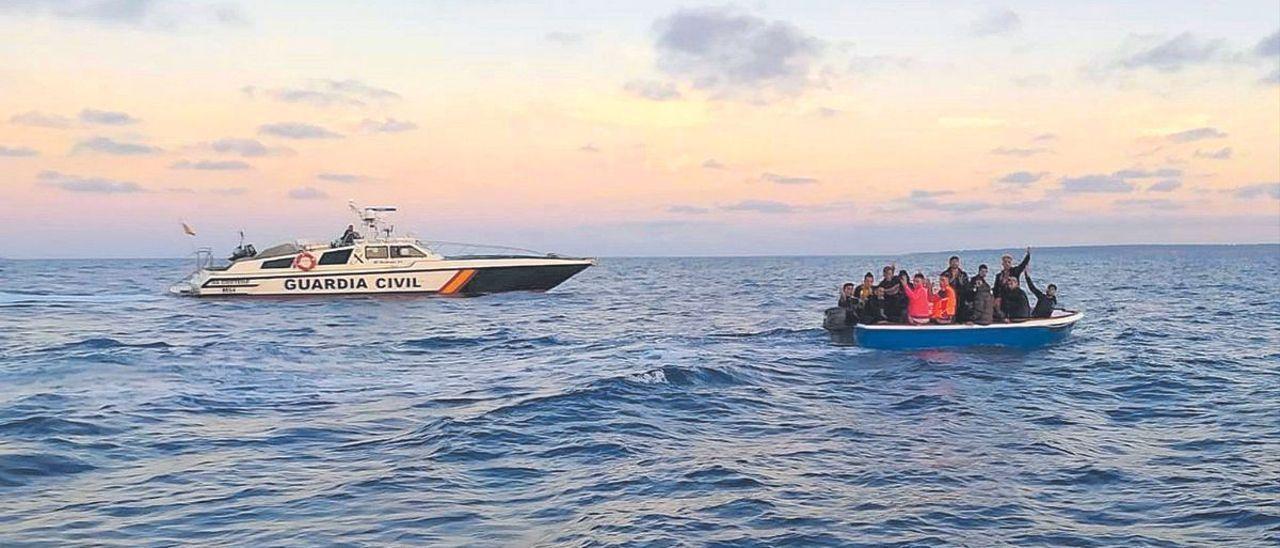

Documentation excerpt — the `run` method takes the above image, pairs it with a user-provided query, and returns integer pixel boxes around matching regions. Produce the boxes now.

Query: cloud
[0,145,39,157]
[72,136,161,155]
[288,187,328,200]
[545,31,584,45]
[1166,127,1227,143]
[316,172,375,183]
[667,205,710,214]
[1059,174,1135,193]
[901,189,990,212]
[1031,133,1058,142]
[258,122,343,139]
[701,158,725,169]
[1254,31,1278,82]
[623,79,682,101]
[761,172,818,185]
[652,6,822,99]
[78,108,138,125]
[170,159,251,170]
[359,118,417,133]
[0,0,246,29]
[720,199,795,214]
[1232,182,1280,199]
[1146,179,1182,192]
[210,187,248,196]
[579,144,599,153]
[919,201,991,213]
[37,170,144,193]
[909,190,954,200]
[991,146,1050,157]
[995,171,1048,186]
[1114,32,1229,73]
[243,79,400,107]
[1112,168,1182,178]
[1115,198,1183,210]
[9,110,71,128]
[811,107,840,119]
[970,8,1021,37]
[1257,30,1280,57]
[207,137,294,157]
[1194,147,1232,159]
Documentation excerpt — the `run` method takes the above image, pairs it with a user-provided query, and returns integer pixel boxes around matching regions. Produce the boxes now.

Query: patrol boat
[169,204,594,297]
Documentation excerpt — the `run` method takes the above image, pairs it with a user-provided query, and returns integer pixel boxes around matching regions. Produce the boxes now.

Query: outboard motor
[823,307,853,331]
[823,307,856,346]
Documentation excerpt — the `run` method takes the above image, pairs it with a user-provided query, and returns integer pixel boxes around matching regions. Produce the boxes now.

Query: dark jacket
[943,267,971,320]
[1025,273,1057,318]
[942,267,970,293]
[878,278,905,323]
[969,277,994,325]
[994,251,1030,299]
[1001,287,1031,320]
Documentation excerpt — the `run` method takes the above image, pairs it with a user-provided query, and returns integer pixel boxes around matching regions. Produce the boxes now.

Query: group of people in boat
[836,248,1060,326]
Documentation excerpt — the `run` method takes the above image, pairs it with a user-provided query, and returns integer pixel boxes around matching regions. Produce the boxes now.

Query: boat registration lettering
[208,278,251,286]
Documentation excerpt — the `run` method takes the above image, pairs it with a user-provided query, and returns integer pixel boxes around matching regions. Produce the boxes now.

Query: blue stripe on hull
[852,319,1078,350]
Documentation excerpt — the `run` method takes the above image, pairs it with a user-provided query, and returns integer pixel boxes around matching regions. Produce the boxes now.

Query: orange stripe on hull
[439,269,477,295]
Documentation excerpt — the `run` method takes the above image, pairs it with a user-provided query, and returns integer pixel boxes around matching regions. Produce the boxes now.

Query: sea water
[0,245,1277,545]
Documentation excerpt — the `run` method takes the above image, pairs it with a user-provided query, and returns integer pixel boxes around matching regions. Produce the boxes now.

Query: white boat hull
[171,257,593,297]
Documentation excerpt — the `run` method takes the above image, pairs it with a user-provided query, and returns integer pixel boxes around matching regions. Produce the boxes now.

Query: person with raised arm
[899,271,932,325]
[993,247,1031,311]
[1024,267,1059,318]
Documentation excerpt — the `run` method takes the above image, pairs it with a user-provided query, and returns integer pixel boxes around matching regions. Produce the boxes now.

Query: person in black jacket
[999,275,1031,321]
[837,282,857,308]
[877,265,906,323]
[941,255,971,321]
[1024,268,1058,318]
[994,247,1030,312]
[860,287,889,324]
[337,224,361,246]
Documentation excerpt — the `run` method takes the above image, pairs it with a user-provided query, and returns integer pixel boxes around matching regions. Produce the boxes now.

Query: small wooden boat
[824,309,1083,349]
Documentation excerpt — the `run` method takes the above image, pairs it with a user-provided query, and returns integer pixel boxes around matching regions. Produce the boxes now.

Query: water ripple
[0,247,1277,545]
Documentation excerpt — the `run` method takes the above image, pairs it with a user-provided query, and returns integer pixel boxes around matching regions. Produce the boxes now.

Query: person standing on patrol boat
[338,224,361,247]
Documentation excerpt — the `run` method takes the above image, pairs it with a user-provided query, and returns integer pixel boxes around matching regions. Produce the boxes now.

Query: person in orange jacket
[899,271,932,325]
[930,272,957,324]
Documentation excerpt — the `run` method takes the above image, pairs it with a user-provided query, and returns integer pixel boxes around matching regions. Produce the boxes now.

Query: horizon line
[2,241,1276,261]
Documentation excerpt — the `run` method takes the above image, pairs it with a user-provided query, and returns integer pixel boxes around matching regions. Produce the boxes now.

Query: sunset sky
[1,1,1277,258]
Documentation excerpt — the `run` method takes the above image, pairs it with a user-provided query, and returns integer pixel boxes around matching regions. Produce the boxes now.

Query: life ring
[293,251,317,271]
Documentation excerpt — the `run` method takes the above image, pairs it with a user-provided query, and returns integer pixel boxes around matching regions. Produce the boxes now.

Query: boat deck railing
[420,240,557,260]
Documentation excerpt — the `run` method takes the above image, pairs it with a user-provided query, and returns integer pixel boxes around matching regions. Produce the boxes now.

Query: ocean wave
[0,452,97,487]
[1,250,1277,545]
[51,337,175,351]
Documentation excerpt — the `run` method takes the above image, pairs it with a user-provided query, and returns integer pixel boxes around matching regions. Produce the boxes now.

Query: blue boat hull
[845,312,1083,350]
